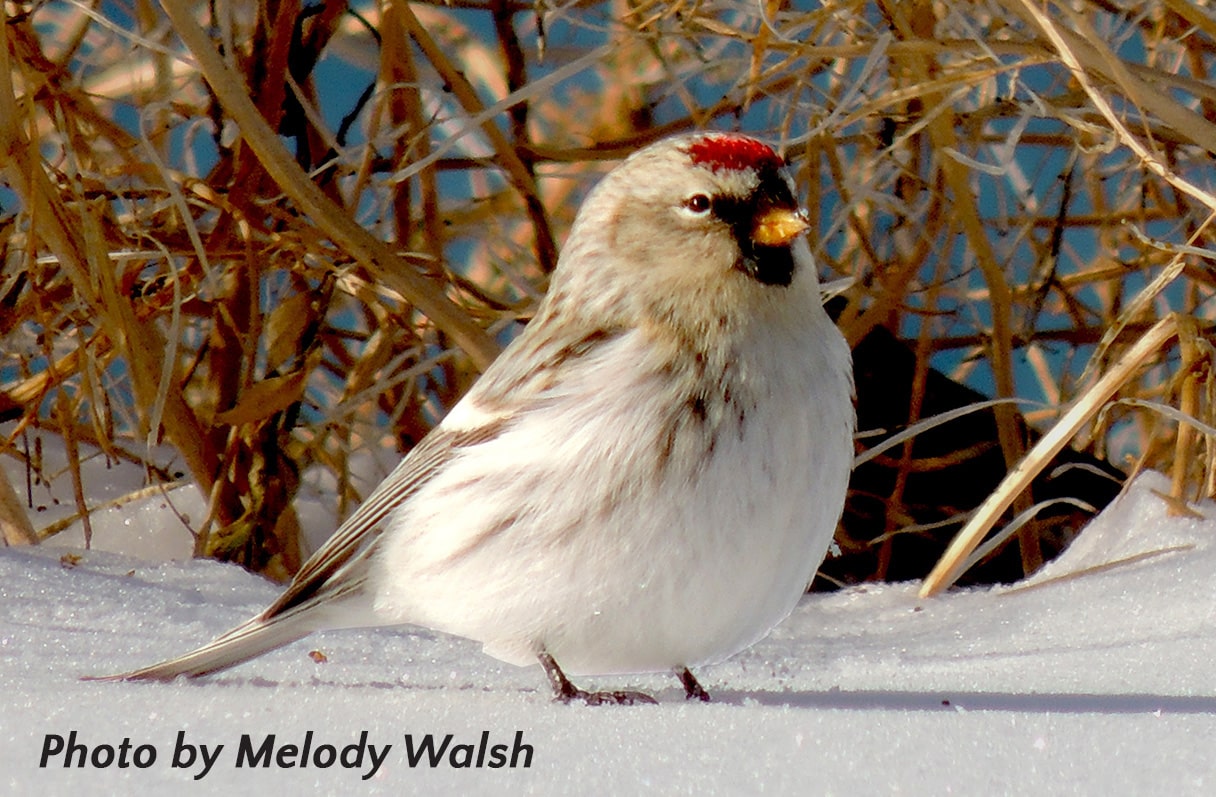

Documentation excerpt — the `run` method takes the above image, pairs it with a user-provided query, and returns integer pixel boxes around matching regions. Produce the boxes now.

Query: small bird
[100,132,855,704]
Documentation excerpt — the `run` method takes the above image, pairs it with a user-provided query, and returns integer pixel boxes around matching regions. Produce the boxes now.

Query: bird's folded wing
[261,421,505,620]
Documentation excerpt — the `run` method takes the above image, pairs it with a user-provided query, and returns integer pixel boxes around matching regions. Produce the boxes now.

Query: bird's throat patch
[737,246,795,287]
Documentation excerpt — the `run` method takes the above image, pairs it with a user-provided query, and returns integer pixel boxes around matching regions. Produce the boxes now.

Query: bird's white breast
[370,289,853,676]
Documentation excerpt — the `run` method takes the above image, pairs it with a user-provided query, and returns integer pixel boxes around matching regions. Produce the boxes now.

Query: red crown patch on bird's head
[686,134,784,175]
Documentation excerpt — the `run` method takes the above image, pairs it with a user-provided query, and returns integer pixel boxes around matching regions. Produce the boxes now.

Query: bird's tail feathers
[86,609,313,682]
[89,545,377,683]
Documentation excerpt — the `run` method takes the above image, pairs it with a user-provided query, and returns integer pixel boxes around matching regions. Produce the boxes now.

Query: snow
[3,468,1216,795]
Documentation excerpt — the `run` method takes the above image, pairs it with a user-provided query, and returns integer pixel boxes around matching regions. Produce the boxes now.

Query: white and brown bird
[100,132,855,704]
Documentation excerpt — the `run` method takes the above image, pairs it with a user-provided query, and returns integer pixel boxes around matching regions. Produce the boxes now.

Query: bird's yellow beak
[752,207,810,247]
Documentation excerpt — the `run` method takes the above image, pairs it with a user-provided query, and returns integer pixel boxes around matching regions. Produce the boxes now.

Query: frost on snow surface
[2,469,1216,795]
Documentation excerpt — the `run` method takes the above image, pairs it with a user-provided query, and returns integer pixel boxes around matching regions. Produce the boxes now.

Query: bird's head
[551,133,816,336]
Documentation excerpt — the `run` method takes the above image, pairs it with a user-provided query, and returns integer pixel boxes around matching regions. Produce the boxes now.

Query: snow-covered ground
[3,465,1215,795]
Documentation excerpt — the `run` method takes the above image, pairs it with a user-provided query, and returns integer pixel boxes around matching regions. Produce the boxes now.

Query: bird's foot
[557,687,659,706]
[538,650,658,706]
[676,666,711,702]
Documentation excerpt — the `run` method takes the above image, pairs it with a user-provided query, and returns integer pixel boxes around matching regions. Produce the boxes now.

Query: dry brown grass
[2,1,1214,585]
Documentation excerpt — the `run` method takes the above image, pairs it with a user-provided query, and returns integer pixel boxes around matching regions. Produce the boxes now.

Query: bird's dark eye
[683,194,712,214]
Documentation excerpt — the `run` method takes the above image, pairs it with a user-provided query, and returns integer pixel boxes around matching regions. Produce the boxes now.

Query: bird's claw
[555,688,659,706]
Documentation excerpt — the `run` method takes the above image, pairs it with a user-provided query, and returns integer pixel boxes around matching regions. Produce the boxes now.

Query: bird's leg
[537,651,658,706]
[676,667,711,702]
